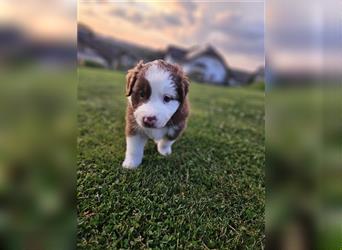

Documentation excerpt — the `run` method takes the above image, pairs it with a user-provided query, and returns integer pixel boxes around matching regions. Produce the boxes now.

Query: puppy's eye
[163,95,172,103]
[139,90,145,98]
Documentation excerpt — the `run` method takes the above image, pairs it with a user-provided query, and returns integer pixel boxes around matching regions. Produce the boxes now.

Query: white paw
[157,145,172,156]
[122,157,141,169]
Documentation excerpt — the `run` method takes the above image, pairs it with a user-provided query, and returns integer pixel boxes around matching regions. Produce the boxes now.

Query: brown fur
[125,104,138,136]
[125,60,144,97]
[125,60,190,140]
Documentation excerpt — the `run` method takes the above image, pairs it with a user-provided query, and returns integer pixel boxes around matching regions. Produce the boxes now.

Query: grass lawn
[77,67,265,249]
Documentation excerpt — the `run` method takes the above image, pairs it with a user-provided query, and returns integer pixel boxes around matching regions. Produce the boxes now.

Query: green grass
[77,67,265,249]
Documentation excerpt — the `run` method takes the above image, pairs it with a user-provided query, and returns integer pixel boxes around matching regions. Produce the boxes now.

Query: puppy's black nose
[143,116,157,127]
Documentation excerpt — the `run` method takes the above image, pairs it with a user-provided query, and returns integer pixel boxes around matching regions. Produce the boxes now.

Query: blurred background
[266,0,342,249]
[78,1,265,87]
[0,0,75,249]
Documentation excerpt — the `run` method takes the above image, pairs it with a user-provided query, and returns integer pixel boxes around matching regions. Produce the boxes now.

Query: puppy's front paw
[157,144,172,156]
[122,157,141,169]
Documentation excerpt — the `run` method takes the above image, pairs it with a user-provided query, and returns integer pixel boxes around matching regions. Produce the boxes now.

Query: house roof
[166,45,229,69]
[165,46,187,61]
[187,45,218,60]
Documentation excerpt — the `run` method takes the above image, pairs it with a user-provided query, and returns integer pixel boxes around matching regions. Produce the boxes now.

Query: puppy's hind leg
[122,134,148,169]
[157,138,175,156]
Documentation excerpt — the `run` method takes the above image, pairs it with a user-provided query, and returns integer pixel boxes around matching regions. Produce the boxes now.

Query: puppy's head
[126,60,189,129]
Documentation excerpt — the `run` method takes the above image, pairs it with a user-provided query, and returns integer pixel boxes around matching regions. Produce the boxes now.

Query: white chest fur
[142,127,168,141]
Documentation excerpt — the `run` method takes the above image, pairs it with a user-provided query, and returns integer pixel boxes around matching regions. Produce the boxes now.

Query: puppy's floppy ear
[126,60,144,96]
[181,74,190,98]
[174,64,190,101]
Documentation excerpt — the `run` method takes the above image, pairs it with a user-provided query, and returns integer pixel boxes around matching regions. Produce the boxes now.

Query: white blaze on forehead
[145,63,176,97]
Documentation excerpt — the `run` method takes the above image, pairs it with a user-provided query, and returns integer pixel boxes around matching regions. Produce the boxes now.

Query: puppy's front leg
[157,138,175,156]
[122,134,147,169]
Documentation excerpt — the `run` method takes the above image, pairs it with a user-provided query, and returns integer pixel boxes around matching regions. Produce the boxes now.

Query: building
[165,45,229,85]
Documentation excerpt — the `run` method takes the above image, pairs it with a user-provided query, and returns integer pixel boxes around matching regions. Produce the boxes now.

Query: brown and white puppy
[123,59,190,169]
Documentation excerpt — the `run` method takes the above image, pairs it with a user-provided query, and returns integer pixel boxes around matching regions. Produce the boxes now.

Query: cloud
[186,3,264,65]
[163,14,182,26]
[214,14,264,41]
[84,9,97,17]
[109,8,143,23]
[109,7,182,28]
[108,2,264,54]
[175,0,198,23]
[207,31,264,58]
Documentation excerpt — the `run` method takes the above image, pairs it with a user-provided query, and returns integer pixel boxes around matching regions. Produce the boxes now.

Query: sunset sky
[2,0,338,73]
[78,0,265,71]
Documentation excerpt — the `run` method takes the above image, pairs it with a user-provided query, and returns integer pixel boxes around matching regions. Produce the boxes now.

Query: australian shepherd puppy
[122,59,190,169]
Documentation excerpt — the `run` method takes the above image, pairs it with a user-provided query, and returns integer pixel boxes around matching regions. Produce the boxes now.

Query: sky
[78,0,265,71]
